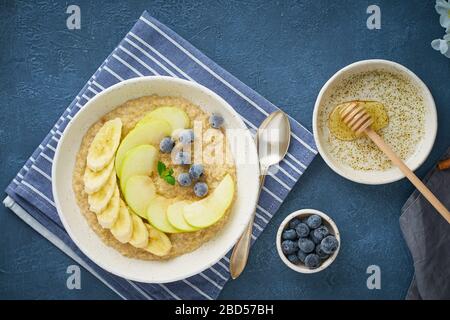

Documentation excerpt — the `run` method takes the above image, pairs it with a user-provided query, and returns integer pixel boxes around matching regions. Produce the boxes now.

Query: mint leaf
[164,175,176,185]
[157,161,166,177]
[158,161,176,185]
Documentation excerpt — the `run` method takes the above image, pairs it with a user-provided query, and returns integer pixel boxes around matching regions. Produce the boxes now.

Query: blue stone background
[0,0,449,299]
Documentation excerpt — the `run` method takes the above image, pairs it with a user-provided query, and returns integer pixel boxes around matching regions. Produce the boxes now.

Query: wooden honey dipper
[340,102,450,223]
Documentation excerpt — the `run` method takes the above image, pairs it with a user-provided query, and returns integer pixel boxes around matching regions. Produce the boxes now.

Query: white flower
[431,33,450,58]
[435,0,450,32]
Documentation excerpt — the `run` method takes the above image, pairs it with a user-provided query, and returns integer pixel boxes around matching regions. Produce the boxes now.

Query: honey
[328,100,389,141]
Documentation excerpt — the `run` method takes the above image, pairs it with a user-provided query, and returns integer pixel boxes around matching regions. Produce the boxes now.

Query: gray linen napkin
[400,147,450,300]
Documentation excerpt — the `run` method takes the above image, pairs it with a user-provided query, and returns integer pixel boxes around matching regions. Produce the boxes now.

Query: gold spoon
[340,102,450,223]
[229,110,291,279]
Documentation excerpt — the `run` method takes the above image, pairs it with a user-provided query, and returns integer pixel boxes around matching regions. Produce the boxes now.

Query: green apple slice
[147,196,181,233]
[129,213,149,249]
[123,175,156,218]
[184,174,234,228]
[167,200,199,232]
[119,144,158,191]
[144,224,172,257]
[115,119,171,176]
[137,107,190,132]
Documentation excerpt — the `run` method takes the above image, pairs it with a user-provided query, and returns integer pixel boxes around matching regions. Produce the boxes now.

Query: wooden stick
[365,128,450,224]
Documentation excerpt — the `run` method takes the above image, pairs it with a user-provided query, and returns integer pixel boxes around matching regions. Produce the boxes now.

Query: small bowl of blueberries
[276,209,340,273]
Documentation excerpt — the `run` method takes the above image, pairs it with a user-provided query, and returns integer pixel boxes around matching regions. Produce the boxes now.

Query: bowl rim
[312,59,438,185]
[52,75,260,283]
[276,209,340,274]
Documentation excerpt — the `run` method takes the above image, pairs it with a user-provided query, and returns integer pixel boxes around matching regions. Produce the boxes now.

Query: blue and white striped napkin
[3,11,317,300]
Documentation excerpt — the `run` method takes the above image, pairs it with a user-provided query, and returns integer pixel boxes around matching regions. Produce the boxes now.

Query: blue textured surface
[0,0,449,300]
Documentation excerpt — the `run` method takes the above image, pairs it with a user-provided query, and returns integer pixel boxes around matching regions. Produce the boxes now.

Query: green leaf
[164,175,176,185]
[158,161,175,185]
[157,161,166,177]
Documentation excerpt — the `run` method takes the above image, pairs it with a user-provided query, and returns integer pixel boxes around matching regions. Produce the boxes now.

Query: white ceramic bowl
[276,209,340,274]
[312,59,437,185]
[53,76,260,283]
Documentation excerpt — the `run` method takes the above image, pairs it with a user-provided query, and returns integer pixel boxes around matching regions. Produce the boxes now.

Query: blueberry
[209,113,224,129]
[305,254,321,269]
[297,250,307,263]
[179,129,194,145]
[289,218,302,229]
[189,164,204,180]
[287,254,300,264]
[282,229,297,241]
[306,214,322,229]
[313,225,329,242]
[298,238,315,254]
[159,137,174,153]
[177,173,192,187]
[295,223,310,238]
[281,240,298,255]
[320,235,339,255]
[309,232,321,245]
[315,244,330,260]
[194,182,208,197]
[174,151,191,165]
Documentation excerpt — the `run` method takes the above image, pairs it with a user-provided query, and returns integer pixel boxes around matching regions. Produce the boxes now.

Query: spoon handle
[229,174,266,279]
[365,128,450,223]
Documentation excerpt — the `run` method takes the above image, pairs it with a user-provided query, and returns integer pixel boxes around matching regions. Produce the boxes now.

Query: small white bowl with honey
[312,60,437,185]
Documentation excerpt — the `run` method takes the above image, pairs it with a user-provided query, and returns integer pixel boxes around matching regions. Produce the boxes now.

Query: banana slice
[87,118,122,172]
[144,224,172,257]
[97,186,120,228]
[129,214,149,248]
[84,160,114,194]
[111,200,133,243]
[88,171,116,214]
